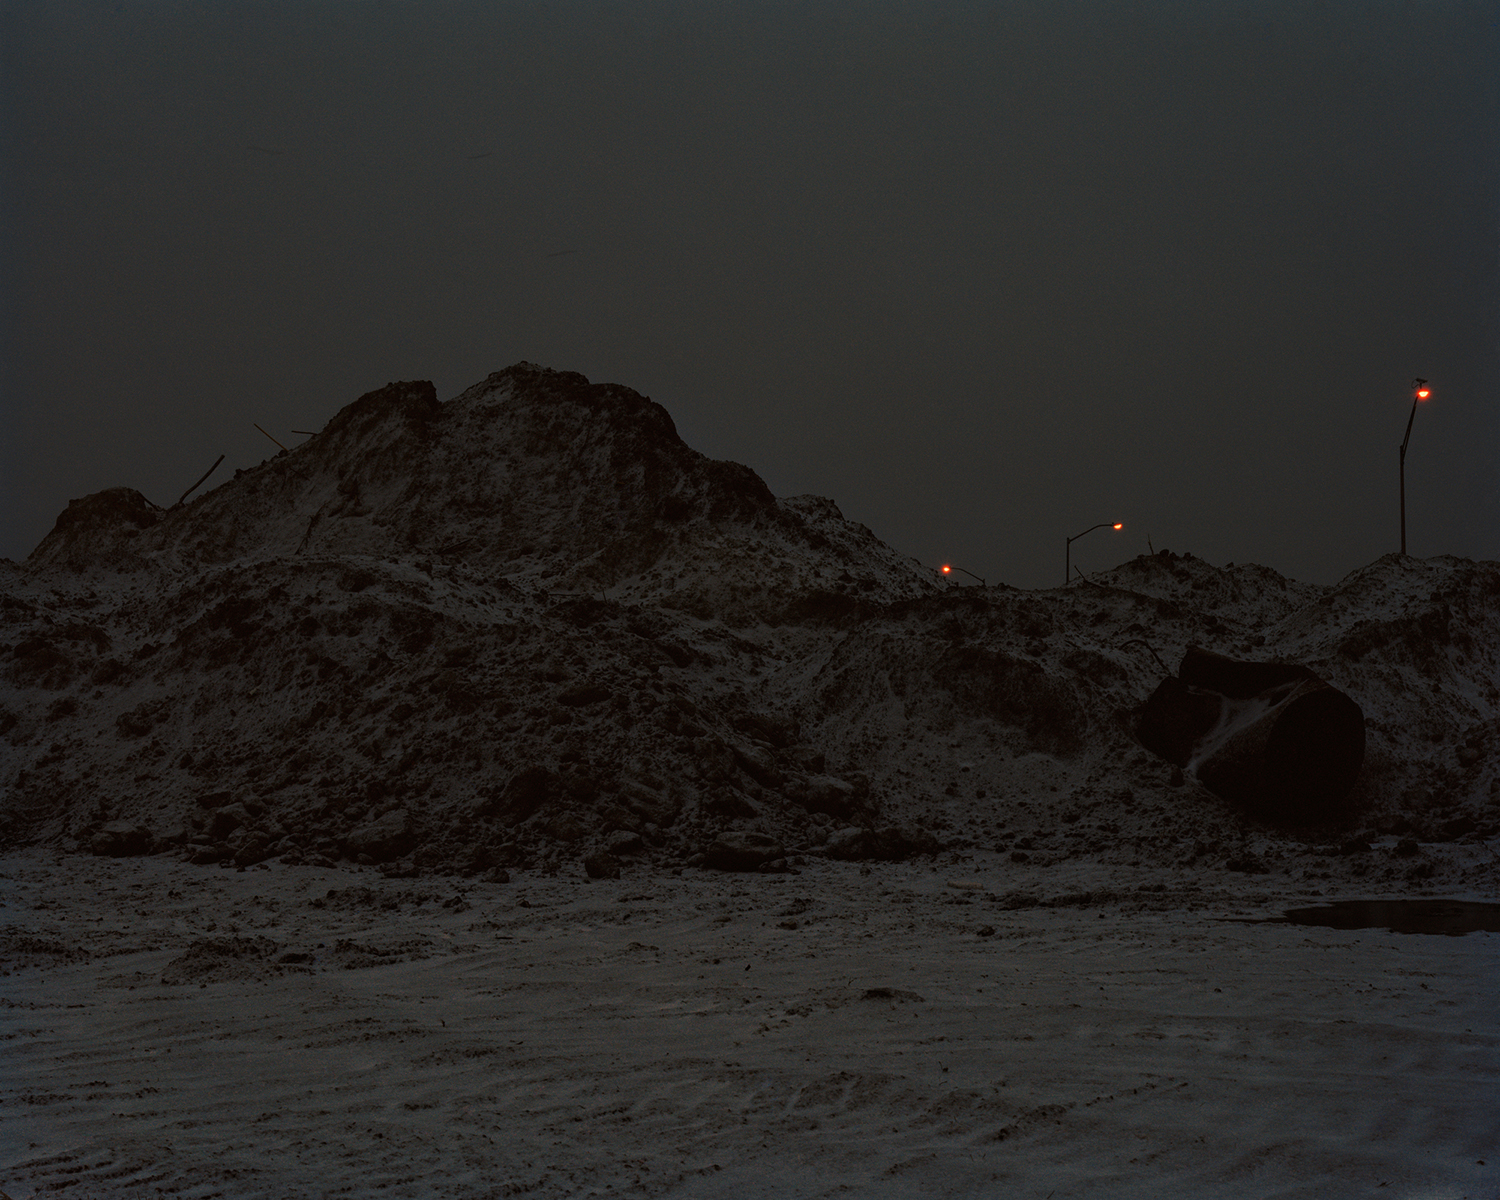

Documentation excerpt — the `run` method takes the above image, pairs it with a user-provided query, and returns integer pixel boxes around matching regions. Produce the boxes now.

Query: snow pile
[2,364,1496,894]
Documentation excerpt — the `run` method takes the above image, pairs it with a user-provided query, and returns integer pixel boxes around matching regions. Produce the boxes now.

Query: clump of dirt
[159,935,299,985]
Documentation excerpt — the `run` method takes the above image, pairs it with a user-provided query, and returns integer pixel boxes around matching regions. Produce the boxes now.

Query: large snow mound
[2,364,1496,894]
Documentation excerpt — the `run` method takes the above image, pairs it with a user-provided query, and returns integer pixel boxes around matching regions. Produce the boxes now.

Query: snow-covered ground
[1,363,1497,1195]
[1,848,1496,1199]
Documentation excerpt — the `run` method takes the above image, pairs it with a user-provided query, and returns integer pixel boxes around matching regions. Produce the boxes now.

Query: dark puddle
[1269,899,1500,937]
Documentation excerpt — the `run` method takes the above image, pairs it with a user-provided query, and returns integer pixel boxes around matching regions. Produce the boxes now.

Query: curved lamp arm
[1065,522,1123,586]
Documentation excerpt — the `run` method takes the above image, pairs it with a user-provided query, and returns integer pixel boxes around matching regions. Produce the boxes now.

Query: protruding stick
[171,454,225,509]
[254,423,289,452]
[1119,638,1169,674]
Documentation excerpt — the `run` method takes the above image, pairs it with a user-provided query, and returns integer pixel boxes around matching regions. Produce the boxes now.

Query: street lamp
[1399,378,1431,556]
[940,564,986,586]
[1065,522,1123,586]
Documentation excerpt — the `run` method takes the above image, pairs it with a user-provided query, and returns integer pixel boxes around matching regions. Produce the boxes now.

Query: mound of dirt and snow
[2,363,1497,893]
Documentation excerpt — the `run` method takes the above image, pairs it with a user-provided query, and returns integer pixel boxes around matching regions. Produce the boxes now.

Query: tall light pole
[1400,379,1431,556]
[1065,522,1123,586]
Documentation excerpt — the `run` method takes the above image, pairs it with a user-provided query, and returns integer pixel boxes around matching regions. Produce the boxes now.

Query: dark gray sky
[3,1,1496,589]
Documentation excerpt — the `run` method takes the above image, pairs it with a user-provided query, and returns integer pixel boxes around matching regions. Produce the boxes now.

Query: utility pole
[1400,379,1430,555]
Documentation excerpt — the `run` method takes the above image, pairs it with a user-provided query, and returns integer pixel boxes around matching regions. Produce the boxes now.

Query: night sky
[3,1,1496,589]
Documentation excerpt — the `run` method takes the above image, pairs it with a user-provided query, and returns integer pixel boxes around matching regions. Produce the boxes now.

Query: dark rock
[822,827,873,861]
[705,788,760,820]
[732,743,784,790]
[562,772,600,803]
[553,598,617,629]
[196,790,234,809]
[869,824,943,861]
[1403,785,1436,810]
[1137,677,1222,764]
[1393,838,1421,857]
[481,766,555,826]
[997,892,1039,910]
[210,803,254,839]
[90,657,126,685]
[596,802,641,833]
[545,814,589,842]
[618,782,679,828]
[1442,815,1477,838]
[234,833,275,867]
[860,987,924,1002]
[45,696,77,722]
[8,638,74,689]
[1340,838,1371,856]
[114,705,156,738]
[819,823,939,862]
[584,852,622,879]
[154,822,194,851]
[89,820,152,857]
[704,831,785,871]
[343,808,416,863]
[800,775,862,820]
[606,830,644,855]
[556,682,612,707]
[730,711,799,749]
[1139,646,1365,825]
[787,747,827,774]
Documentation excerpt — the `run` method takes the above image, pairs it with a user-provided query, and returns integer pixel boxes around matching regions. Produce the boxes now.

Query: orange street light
[1065,522,1123,586]
[940,563,986,586]
[1400,378,1431,556]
